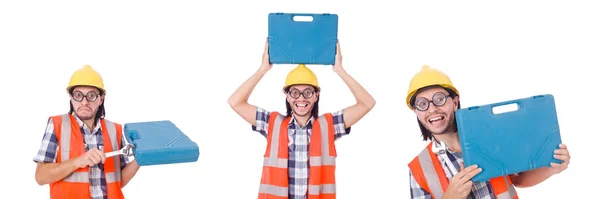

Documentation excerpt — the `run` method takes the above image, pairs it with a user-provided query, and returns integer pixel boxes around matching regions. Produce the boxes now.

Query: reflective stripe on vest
[259,112,337,199]
[50,114,124,199]
[408,142,519,199]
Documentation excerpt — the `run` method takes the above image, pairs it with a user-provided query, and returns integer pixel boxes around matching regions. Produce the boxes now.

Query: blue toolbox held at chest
[123,120,199,166]
[268,12,338,65]
[455,94,563,182]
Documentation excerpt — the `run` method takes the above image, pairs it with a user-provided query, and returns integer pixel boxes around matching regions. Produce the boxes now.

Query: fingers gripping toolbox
[123,120,199,166]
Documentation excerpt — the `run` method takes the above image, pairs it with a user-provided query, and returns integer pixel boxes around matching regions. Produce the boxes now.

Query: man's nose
[81,97,90,104]
[297,94,308,100]
[426,101,438,112]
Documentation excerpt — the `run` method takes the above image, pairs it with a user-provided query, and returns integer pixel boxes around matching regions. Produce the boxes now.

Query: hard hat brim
[66,85,106,94]
[282,84,321,92]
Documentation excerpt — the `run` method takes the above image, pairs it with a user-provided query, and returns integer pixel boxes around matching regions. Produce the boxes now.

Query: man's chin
[428,126,450,135]
[76,113,94,121]
[293,111,311,117]
[431,130,456,135]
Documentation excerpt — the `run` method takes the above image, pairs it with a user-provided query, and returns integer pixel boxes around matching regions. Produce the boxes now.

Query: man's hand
[259,37,272,72]
[73,148,106,168]
[332,40,344,73]
[442,164,482,199]
[549,143,570,174]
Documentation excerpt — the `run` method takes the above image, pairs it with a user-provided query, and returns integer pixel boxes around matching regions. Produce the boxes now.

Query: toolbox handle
[291,14,316,22]
[466,95,550,115]
[489,99,523,115]
[489,95,550,115]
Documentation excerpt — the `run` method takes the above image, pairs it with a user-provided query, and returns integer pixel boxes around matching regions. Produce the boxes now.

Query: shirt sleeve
[251,107,271,138]
[331,110,351,141]
[410,169,432,199]
[33,118,59,163]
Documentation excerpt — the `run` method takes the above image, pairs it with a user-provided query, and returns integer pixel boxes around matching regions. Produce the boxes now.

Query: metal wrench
[105,143,135,158]
[105,134,135,158]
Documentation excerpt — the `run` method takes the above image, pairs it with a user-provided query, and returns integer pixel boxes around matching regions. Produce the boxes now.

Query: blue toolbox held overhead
[268,12,338,65]
[123,120,199,166]
[455,94,563,182]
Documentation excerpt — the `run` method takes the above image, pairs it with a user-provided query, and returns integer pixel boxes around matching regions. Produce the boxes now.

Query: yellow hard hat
[283,64,320,92]
[406,65,459,110]
[66,64,106,94]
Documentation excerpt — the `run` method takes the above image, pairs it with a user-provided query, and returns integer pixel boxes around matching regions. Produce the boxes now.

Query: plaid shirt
[409,139,495,199]
[33,113,129,199]
[253,107,350,199]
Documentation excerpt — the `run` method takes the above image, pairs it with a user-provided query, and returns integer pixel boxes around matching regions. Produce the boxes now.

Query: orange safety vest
[408,142,519,199]
[49,114,125,199]
[258,112,337,199]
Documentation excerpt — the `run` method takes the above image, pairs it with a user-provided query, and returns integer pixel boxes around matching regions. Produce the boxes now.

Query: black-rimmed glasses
[72,91,100,102]
[413,92,450,111]
[288,88,315,99]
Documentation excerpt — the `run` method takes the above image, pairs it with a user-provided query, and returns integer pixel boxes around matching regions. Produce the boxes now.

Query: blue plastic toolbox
[455,94,563,182]
[124,120,199,166]
[268,12,338,65]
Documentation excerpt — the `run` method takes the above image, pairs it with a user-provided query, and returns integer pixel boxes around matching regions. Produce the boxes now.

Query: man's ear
[453,96,460,111]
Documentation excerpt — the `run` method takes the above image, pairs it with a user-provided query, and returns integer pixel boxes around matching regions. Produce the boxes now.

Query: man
[406,65,571,199]
[34,65,140,199]
[228,39,376,199]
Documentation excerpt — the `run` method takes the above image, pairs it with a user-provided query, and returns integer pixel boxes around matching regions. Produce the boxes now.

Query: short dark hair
[412,85,461,141]
[68,87,106,122]
[284,85,320,119]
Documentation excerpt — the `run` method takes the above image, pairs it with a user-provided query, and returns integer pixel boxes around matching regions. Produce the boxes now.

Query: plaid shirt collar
[288,115,314,136]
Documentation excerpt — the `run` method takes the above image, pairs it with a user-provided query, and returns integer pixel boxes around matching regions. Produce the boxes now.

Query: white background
[0,0,597,198]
